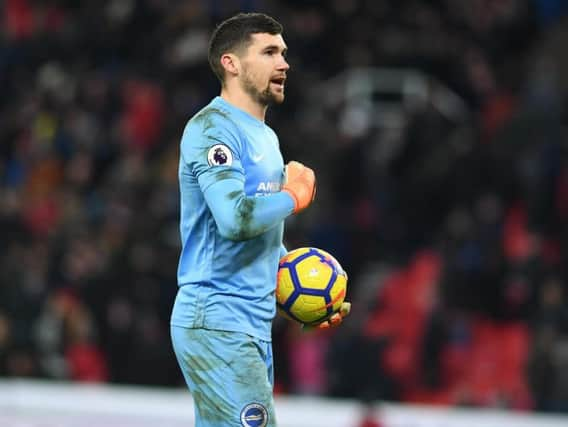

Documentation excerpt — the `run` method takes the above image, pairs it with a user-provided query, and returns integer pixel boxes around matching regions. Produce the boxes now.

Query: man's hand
[302,302,351,332]
[282,161,316,213]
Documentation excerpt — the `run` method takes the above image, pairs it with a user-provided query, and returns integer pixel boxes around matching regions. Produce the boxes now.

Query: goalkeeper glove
[282,161,316,213]
[302,301,351,332]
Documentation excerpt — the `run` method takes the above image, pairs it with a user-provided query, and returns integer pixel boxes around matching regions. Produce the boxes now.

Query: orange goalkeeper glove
[282,161,316,214]
[302,302,351,332]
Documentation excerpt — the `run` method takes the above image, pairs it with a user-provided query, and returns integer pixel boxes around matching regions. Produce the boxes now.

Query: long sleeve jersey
[171,96,294,341]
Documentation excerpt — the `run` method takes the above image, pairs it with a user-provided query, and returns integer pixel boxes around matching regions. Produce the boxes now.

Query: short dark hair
[208,13,283,84]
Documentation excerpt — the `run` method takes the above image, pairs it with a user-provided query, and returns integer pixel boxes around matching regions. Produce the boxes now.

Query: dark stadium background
[1,0,568,416]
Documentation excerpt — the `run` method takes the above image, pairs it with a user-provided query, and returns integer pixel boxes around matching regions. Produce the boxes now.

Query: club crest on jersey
[207,144,233,166]
[240,403,268,427]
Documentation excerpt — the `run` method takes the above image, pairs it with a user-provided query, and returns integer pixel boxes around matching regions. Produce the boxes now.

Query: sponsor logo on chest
[255,181,281,196]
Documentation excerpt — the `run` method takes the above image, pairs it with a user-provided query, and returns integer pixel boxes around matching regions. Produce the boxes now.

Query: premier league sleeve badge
[207,144,233,166]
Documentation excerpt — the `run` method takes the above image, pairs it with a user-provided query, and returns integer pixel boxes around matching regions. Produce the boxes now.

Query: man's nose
[278,57,290,71]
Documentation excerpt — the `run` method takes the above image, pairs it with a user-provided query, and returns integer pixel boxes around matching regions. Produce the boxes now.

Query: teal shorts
[171,325,276,427]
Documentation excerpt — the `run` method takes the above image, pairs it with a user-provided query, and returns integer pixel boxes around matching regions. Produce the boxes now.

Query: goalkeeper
[170,12,350,427]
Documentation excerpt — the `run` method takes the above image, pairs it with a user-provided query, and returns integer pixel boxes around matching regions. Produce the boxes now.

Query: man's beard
[241,71,284,106]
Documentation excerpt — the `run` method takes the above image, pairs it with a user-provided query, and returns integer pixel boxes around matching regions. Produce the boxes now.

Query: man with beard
[170,12,350,427]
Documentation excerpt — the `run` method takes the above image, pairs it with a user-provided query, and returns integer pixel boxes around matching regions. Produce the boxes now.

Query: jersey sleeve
[180,110,245,191]
[204,178,294,241]
[181,110,295,241]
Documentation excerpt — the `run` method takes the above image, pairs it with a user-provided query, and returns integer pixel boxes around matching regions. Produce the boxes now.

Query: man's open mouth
[270,77,286,88]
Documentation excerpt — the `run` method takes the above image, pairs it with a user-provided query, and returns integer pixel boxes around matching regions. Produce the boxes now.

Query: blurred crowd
[2,0,568,415]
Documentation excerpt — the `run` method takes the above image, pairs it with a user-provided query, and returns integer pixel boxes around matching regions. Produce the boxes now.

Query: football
[276,247,348,325]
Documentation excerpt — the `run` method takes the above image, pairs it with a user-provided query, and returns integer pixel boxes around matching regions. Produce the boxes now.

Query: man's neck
[220,88,267,122]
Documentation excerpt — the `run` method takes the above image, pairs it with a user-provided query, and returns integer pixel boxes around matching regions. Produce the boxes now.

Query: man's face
[238,33,289,105]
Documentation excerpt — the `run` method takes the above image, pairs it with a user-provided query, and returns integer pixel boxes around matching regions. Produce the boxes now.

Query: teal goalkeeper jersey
[171,97,294,341]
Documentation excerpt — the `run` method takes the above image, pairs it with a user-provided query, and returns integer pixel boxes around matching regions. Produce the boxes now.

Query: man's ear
[220,53,239,78]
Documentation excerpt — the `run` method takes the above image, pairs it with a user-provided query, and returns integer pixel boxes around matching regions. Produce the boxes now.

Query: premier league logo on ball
[207,144,233,166]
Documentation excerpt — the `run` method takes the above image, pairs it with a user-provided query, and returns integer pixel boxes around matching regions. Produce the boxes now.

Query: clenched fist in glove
[282,161,316,213]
